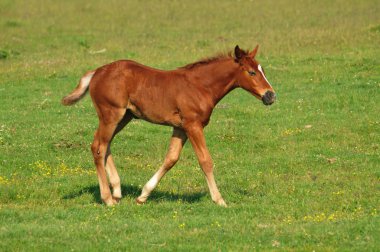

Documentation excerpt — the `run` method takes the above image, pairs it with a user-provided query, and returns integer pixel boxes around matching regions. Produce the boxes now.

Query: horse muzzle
[262,91,276,105]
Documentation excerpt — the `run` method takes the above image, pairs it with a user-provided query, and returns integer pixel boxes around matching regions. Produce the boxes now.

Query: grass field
[1,0,379,250]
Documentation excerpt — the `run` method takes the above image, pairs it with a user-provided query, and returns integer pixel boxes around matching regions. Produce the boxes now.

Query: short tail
[61,70,95,106]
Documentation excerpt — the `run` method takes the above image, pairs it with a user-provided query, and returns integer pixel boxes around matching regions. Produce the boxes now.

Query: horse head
[234,45,276,105]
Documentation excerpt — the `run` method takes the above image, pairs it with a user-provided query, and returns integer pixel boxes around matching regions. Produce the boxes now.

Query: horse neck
[187,58,238,105]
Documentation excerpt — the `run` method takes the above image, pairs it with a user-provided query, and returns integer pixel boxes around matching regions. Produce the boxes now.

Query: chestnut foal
[62,45,275,207]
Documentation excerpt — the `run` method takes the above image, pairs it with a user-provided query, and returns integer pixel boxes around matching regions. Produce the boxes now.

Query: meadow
[0,0,379,250]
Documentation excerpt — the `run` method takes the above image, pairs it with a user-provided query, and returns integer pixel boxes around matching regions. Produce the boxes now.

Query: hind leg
[105,112,133,201]
[91,108,129,206]
[105,155,122,201]
[92,124,116,206]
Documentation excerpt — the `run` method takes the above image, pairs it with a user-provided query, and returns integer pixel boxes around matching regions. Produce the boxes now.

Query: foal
[62,45,276,207]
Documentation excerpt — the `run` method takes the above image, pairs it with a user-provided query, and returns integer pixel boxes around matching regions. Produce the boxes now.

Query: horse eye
[248,71,256,76]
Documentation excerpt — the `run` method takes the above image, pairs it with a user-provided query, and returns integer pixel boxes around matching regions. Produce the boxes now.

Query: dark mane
[180,52,234,70]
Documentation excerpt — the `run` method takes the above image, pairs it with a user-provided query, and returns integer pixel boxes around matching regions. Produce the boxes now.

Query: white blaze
[258,64,273,89]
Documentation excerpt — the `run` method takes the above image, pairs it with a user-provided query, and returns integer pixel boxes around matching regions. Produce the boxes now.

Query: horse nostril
[262,91,276,105]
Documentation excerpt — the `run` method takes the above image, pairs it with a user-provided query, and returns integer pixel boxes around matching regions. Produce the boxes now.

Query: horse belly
[127,98,182,127]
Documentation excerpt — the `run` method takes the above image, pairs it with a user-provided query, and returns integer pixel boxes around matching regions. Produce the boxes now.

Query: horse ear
[234,45,246,60]
[249,44,259,58]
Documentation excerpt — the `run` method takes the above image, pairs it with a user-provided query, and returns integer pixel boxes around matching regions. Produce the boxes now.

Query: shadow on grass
[63,184,206,204]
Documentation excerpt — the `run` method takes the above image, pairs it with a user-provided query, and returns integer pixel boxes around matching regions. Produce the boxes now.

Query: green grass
[0,0,379,250]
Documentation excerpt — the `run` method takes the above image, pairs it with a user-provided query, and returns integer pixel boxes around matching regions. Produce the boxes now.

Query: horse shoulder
[176,75,215,127]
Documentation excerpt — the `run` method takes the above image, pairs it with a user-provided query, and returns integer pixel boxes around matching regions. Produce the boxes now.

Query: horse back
[89,60,208,127]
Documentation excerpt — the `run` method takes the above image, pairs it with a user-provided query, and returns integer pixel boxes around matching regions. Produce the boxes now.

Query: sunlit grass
[0,0,379,250]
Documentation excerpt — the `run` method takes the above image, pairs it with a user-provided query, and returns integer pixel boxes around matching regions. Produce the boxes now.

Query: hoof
[113,196,121,203]
[135,197,146,205]
[216,199,227,207]
[104,197,120,206]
